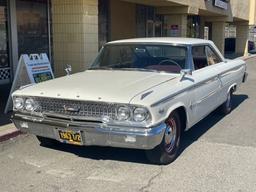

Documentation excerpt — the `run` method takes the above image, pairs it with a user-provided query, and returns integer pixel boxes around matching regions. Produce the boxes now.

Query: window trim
[205,45,222,65]
[191,44,223,71]
[95,43,190,70]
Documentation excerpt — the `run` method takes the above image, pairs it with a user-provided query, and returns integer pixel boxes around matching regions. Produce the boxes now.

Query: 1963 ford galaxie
[12,38,247,164]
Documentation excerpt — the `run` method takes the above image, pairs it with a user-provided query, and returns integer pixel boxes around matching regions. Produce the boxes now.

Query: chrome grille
[34,97,116,120]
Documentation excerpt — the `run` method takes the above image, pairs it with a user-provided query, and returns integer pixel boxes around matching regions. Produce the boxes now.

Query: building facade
[52,0,256,76]
[0,0,256,112]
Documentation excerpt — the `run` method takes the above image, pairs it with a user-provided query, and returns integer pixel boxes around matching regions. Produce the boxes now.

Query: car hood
[14,70,177,104]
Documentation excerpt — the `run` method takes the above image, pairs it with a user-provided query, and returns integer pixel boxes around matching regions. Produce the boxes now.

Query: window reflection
[16,0,49,57]
[0,0,10,83]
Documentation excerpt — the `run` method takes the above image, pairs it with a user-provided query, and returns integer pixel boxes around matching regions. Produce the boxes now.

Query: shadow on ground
[41,94,248,165]
[179,94,248,156]
[0,84,12,126]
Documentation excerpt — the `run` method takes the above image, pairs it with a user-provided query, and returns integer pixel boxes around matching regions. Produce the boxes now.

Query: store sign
[214,0,228,10]
[4,53,54,113]
[23,54,54,83]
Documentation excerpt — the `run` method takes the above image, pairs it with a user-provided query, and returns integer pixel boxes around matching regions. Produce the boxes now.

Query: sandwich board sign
[4,53,54,113]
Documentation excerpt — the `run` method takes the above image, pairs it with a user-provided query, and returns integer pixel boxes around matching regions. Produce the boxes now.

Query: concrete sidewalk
[0,83,18,142]
[0,112,21,142]
[0,123,20,142]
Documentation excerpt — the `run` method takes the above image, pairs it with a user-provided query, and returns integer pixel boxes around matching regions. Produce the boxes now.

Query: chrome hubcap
[165,118,177,153]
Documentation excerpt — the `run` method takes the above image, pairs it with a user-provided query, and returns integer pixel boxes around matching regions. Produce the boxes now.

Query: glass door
[146,20,154,37]
[154,21,162,37]
[0,0,10,85]
[16,0,50,57]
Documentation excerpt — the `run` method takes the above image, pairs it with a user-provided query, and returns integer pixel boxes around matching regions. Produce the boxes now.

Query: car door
[190,45,222,123]
[207,53,246,107]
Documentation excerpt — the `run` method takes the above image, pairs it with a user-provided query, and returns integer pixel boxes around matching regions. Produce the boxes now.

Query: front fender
[151,102,188,130]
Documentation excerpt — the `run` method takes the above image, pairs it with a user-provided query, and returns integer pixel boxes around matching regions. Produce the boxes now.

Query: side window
[205,46,222,65]
[192,46,208,70]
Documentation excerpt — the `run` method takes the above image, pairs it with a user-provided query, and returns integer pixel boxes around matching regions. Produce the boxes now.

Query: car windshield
[90,44,188,73]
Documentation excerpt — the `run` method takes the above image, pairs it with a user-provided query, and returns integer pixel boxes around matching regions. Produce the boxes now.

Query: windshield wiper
[89,67,165,73]
[116,68,160,73]
[88,67,114,70]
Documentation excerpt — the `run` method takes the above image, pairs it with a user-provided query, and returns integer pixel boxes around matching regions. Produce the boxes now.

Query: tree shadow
[41,94,248,165]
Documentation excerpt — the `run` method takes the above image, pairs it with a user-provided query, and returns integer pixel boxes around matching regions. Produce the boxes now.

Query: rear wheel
[36,136,58,146]
[146,111,181,165]
[219,90,233,115]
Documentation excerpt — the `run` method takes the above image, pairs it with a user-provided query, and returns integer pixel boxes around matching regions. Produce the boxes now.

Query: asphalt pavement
[0,58,256,192]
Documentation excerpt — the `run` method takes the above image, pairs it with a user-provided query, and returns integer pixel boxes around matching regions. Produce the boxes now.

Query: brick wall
[52,0,98,77]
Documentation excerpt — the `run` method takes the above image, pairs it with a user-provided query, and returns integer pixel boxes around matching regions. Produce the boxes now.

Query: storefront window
[0,0,10,84]
[136,5,163,37]
[187,16,200,38]
[98,0,109,49]
[204,22,212,40]
[16,0,49,57]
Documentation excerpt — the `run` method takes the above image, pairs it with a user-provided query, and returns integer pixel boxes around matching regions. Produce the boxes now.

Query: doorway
[0,0,11,115]
[0,0,10,86]
[146,20,163,37]
[136,5,163,38]
[204,22,213,40]
[16,0,50,57]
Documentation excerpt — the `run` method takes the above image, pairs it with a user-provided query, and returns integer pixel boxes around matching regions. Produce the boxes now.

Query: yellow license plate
[58,130,82,145]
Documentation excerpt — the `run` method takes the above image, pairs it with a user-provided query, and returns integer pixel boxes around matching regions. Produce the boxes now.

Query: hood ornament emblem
[63,105,81,112]
[65,64,72,76]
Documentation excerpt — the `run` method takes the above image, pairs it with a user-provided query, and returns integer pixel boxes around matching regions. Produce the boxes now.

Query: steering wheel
[157,59,181,69]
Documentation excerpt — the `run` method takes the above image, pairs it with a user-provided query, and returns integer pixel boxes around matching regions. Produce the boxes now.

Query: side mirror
[180,69,192,81]
[65,64,72,76]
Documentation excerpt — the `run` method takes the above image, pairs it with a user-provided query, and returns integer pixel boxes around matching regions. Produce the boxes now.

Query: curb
[0,127,22,142]
[242,54,256,61]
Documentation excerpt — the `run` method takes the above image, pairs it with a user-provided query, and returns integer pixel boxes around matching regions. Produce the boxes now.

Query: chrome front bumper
[12,113,166,150]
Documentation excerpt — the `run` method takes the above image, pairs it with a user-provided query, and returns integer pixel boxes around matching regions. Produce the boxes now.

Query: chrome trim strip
[141,91,154,100]
[151,64,244,107]
[43,112,103,123]
[219,65,244,78]
[151,75,219,107]
[14,113,152,129]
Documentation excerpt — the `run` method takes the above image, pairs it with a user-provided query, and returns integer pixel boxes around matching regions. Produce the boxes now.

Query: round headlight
[133,107,148,122]
[25,98,37,112]
[117,106,130,121]
[14,97,24,110]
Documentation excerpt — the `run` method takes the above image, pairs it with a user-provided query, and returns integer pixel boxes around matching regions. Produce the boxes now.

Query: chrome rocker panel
[12,113,166,150]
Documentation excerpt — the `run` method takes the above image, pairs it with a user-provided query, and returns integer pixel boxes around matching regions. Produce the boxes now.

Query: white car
[12,38,247,164]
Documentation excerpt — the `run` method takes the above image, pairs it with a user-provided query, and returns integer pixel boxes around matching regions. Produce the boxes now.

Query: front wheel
[219,90,233,115]
[145,111,181,165]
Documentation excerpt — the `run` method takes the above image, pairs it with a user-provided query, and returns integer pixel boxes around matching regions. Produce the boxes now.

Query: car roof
[106,37,214,46]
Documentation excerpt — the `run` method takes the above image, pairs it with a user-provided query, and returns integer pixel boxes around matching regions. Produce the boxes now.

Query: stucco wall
[164,15,187,37]
[52,0,98,77]
[164,0,250,22]
[230,0,250,21]
[109,0,136,40]
[249,0,256,25]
